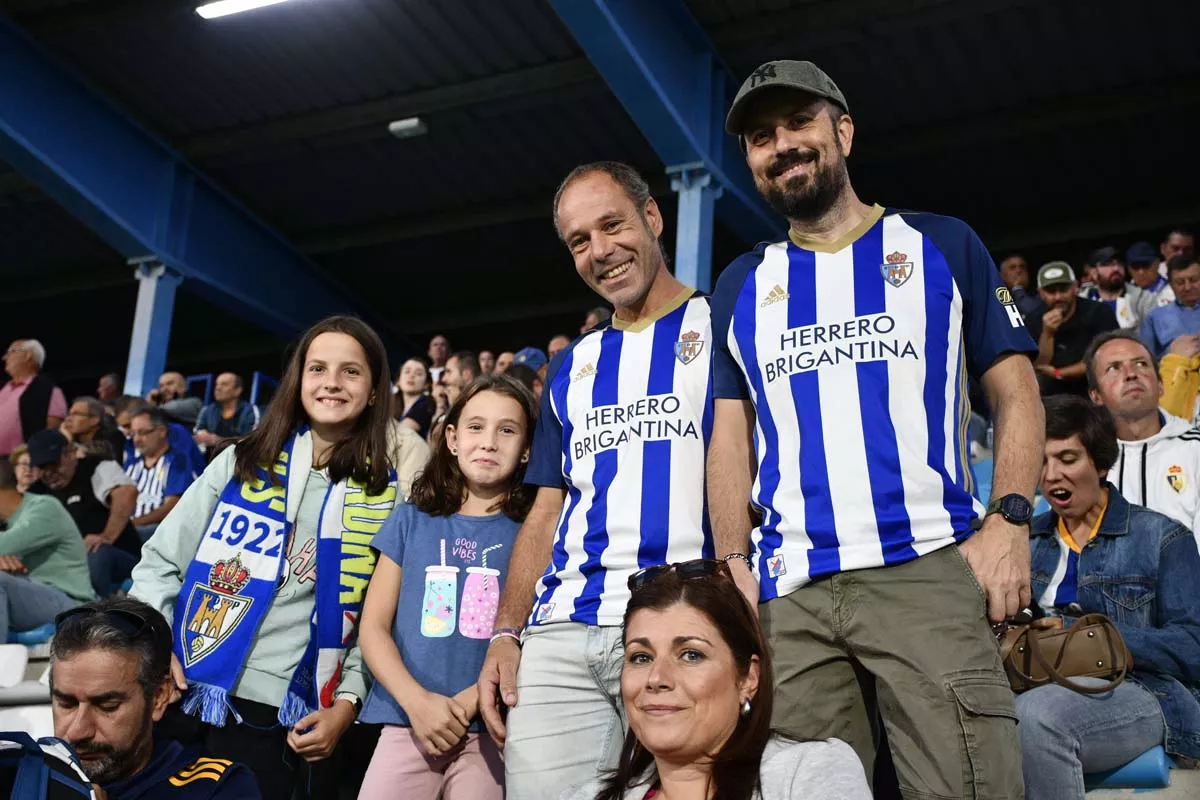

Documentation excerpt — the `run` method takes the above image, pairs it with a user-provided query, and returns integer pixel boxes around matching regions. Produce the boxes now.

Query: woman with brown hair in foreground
[564,559,869,800]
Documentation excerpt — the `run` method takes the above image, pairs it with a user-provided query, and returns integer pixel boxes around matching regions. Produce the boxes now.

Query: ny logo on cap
[749,63,777,87]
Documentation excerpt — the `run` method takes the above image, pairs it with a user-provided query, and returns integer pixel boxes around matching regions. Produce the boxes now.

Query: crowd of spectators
[1,57,1198,800]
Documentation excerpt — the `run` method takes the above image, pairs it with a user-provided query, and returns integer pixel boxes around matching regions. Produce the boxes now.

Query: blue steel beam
[546,0,781,247]
[0,18,387,343]
[123,263,181,397]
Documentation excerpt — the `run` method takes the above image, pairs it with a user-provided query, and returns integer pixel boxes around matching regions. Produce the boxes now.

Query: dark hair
[553,161,654,240]
[0,459,15,490]
[409,374,536,522]
[1166,254,1199,275]
[131,406,169,430]
[1044,394,1119,473]
[504,363,540,394]
[1164,228,1195,241]
[71,396,105,419]
[449,351,481,380]
[1082,330,1159,391]
[218,372,243,391]
[586,306,612,323]
[235,315,393,495]
[114,395,147,416]
[50,597,172,702]
[598,571,773,800]
[100,372,121,386]
[396,356,431,383]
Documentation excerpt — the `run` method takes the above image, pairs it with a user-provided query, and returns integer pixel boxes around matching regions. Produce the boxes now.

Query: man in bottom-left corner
[49,596,260,799]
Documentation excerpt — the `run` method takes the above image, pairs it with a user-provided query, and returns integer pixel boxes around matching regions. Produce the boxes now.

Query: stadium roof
[1,0,1197,387]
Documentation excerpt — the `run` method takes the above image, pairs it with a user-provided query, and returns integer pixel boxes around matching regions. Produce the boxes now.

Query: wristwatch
[985,493,1034,526]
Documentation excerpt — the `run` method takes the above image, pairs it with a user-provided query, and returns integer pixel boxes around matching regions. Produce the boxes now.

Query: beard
[1098,272,1126,291]
[758,148,849,222]
[72,709,153,784]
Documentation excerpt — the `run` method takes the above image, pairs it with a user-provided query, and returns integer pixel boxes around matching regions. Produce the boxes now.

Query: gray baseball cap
[1037,261,1077,289]
[725,60,849,136]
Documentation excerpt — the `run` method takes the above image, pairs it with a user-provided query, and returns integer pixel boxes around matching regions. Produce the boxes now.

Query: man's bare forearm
[132,496,178,528]
[102,486,137,541]
[494,487,565,630]
[1035,332,1055,366]
[984,354,1044,500]
[709,399,757,558]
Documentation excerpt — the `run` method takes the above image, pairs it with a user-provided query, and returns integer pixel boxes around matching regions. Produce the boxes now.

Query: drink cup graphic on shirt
[421,540,459,638]
[460,567,501,639]
[459,543,504,639]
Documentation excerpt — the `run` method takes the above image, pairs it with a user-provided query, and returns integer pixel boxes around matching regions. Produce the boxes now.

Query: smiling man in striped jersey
[477,162,713,799]
[709,61,1043,797]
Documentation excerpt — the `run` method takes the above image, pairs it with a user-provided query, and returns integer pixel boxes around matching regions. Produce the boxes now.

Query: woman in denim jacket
[1019,394,1200,799]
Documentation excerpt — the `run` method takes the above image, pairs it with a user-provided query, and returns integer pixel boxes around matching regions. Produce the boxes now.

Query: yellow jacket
[1159,353,1200,422]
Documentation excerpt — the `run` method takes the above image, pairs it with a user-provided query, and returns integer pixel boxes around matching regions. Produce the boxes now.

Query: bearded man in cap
[1078,246,1155,330]
[710,59,1041,797]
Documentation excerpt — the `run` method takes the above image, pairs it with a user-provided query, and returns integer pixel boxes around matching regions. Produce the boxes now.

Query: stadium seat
[1084,746,1170,790]
[6,624,55,646]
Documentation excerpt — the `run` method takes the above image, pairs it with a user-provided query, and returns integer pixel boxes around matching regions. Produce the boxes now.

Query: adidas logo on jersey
[573,363,597,382]
[760,285,790,307]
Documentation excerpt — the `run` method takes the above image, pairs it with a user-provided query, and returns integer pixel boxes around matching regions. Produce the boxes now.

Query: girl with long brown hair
[130,315,398,800]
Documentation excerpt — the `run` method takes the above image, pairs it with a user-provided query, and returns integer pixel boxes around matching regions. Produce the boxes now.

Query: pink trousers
[358,726,504,800]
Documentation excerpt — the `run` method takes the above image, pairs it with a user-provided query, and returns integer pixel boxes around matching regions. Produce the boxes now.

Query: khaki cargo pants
[761,544,1023,800]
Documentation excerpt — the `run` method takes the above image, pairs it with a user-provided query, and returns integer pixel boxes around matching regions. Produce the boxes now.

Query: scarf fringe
[277,691,310,728]
[181,682,241,727]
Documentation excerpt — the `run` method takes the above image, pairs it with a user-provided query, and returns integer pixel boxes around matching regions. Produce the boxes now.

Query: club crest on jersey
[181,555,254,667]
[881,252,913,288]
[535,603,555,623]
[674,330,705,365]
[766,555,787,579]
[1167,465,1185,493]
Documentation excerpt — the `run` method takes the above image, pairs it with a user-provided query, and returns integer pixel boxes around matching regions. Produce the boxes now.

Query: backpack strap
[2,731,50,799]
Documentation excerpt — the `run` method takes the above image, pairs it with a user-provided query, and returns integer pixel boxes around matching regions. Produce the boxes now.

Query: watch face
[1001,494,1033,522]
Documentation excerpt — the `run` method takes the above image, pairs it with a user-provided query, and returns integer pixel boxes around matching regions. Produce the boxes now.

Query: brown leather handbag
[998,613,1132,694]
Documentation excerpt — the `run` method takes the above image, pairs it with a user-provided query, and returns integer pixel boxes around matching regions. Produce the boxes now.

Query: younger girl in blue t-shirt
[358,373,537,799]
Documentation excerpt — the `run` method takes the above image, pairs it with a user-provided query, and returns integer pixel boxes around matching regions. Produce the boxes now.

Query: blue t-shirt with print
[360,502,519,731]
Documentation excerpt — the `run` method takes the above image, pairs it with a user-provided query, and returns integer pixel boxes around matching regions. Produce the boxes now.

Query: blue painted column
[124,260,181,397]
[668,162,722,293]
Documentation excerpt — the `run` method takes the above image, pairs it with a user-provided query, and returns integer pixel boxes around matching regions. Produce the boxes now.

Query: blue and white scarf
[172,428,397,727]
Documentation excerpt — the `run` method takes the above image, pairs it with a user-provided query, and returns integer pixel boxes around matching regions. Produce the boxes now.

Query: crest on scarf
[675,330,705,365]
[1167,465,1185,493]
[881,251,913,288]
[181,555,254,667]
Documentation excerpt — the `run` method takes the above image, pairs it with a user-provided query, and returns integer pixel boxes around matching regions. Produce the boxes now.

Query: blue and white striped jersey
[125,449,193,519]
[711,206,1036,601]
[1037,537,1082,611]
[1037,506,1106,612]
[525,289,714,626]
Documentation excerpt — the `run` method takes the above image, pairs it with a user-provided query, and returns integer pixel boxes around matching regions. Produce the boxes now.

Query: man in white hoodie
[1085,329,1200,547]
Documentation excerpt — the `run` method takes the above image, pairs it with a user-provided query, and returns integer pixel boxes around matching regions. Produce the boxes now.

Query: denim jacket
[1030,483,1200,761]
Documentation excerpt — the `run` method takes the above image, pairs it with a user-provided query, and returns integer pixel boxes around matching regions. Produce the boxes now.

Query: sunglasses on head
[627,558,729,592]
[55,607,151,639]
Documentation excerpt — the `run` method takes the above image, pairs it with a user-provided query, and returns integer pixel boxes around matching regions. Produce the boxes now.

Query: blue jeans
[87,544,137,597]
[1016,677,1166,800]
[0,572,77,641]
[505,623,626,800]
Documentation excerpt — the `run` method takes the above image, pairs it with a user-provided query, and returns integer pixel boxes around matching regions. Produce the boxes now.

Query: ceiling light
[387,118,428,139]
[196,0,292,19]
